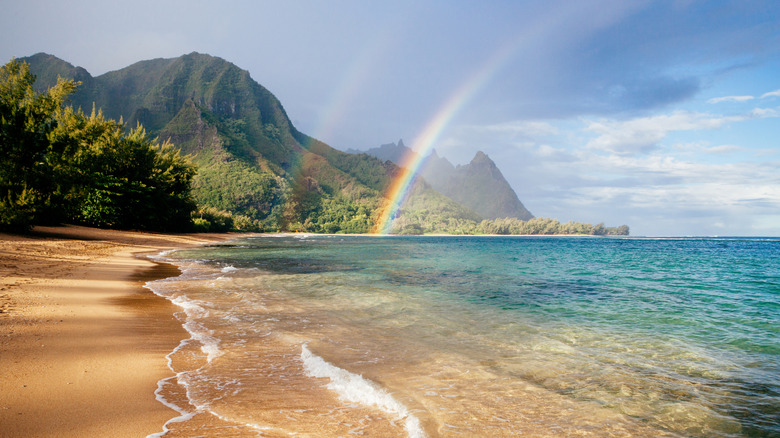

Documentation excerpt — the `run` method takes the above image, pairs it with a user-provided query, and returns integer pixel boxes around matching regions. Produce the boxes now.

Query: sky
[1,0,779,236]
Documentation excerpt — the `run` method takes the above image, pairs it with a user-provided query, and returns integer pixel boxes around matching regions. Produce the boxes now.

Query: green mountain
[22,52,479,233]
[360,141,534,220]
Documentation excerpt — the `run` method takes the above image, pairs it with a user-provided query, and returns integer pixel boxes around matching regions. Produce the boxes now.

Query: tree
[609,224,630,236]
[591,222,607,236]
[1,58,197,231]
[48,107,196,230]
[0,59,76,229]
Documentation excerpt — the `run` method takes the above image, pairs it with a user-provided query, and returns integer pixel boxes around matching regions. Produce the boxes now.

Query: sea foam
[169,295,223,363]
[146,376,197,438]
[301,344,426,438]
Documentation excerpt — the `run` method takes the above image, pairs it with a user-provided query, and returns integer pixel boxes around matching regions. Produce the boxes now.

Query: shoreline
[0,225,237,437]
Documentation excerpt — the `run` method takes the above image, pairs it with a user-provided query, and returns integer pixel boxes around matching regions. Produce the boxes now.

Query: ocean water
[146,235,780,437]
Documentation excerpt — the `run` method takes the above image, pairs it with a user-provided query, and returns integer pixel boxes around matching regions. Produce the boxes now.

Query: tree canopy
[0,58,196,231]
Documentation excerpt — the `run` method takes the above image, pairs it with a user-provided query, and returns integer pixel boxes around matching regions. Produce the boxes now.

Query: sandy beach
[0,225,236,437]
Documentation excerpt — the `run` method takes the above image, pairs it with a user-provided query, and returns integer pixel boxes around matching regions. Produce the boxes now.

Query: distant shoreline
[271,232,779,239]
[272,232,608,238]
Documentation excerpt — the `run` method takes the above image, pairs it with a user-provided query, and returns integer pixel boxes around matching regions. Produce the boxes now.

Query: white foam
[148,248,177,262]
[169,296,223,363]
[144,251,266,435]
[146,376,197,438]
[300,344,426,438]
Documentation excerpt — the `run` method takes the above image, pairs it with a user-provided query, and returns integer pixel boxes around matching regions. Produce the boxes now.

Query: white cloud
[584,111,748,154]
[704,144,742,154]
[481,120,559,137]
[751,107,780,117]
[583,107,780,155]
[550,152,780,234]
[535,144,577,162]
[537,144,558,156]
[672,142,744,155]
[760,89,780,99]
[707,95,755,104]
[487,126,780,235]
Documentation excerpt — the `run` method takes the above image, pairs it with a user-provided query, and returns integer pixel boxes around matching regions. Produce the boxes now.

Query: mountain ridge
[359,141,534,220]
[22,52,482,233]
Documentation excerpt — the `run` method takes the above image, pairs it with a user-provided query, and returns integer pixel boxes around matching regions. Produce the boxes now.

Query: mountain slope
[444,151,534,220]
[361,141,533,220]
[23,52,480,233]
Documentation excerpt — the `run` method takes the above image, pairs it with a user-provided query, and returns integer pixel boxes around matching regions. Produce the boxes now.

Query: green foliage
[386,179,481,234]
[384,215,629,236]
[0,58,77,230]
[1,58,197,231]
[299,135,394,192]
[308,195,376,234]
[232,213,263,232]
[191,207,232,232]
[191,150,284,225]
[611,224,630,236]
[398,223,424,235]
[48,107,196,230]
[474,217,629,236]
[190,206,264,233]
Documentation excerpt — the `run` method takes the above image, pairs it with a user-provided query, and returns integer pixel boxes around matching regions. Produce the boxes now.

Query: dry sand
[0,225,236,437]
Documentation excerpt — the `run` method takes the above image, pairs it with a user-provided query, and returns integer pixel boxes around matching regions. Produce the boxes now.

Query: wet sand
[0,225,236,437]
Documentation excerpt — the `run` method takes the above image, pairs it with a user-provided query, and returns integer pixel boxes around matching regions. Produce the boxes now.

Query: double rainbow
[303,8,575,234]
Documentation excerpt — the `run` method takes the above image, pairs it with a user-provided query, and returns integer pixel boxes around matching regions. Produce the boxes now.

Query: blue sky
[2,0,778,236]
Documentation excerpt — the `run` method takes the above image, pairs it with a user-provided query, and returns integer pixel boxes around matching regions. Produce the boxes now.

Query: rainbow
[370,3,582,235]
[373,34,530,234]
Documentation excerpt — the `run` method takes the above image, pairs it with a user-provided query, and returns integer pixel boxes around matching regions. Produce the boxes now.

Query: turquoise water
[148,235,780,437]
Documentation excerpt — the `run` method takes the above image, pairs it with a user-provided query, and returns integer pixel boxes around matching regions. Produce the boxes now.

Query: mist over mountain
[359,141,533,221]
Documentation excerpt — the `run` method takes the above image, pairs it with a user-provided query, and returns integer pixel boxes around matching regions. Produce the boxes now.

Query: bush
[191,217,212,232]
[192,207,233,232]
[232,214,263,232]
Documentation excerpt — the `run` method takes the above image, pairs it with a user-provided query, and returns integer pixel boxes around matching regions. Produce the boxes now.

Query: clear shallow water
[147,235,780,437]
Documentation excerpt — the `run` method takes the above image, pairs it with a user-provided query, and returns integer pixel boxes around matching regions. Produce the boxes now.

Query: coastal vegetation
[2,55,629,236]
[0,59,194,231]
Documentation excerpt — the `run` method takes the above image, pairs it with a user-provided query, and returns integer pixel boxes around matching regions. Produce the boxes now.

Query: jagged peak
[379,141,402,149]
[397,138,406,148]
[471,150,493,164]
[425,149,454,167]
